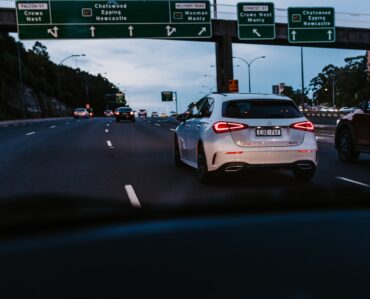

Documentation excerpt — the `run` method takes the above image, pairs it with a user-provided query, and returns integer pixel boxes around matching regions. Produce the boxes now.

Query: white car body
[74,108,89,118]
[175,93,318,180]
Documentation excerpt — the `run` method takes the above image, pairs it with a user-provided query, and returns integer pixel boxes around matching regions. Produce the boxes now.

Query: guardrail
[303,111,345,118]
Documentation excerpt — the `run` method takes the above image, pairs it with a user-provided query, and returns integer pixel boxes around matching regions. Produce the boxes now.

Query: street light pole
[232,56,266,93]
[57,54,86,115]
[330,74,336,107]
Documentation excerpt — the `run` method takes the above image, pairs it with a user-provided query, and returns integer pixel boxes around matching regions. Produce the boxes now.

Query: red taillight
[213,122,248,134]
[115,112,119,115]
[290,121,314,132]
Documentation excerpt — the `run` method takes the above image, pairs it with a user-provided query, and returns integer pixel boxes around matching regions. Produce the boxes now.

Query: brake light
[213,122,248,133]
[290,121,314,132]
[115,112,119,115]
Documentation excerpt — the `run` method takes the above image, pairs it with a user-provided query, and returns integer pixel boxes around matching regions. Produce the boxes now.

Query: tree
[281,85,309,106]
[309,54,370,107]
[31,41,49,59]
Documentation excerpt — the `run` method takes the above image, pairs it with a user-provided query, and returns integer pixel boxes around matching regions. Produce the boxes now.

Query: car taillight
[115,112,119,115]
[213,122,248,133]
[290,121,314,132]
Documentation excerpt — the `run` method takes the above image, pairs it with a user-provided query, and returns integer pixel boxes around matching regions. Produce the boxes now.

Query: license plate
[256,127,281,137]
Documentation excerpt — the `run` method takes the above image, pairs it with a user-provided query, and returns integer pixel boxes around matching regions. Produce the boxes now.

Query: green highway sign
[237,2,275,40]
[16,0,212,39]
[288,7,335,43]
[116,93,125,104]
[161,91,174,102]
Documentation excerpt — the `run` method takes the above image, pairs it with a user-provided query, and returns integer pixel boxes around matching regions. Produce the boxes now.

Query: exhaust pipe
[296,162,314,170]
[225,165,244,172]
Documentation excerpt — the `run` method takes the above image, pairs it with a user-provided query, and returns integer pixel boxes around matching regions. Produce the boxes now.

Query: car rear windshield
[222,100,302,119]
[118,108,132,112]
[75,108,86,112]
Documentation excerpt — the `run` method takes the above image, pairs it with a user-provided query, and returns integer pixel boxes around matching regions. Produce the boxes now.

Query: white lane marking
[105,129,109,133]
[26,131,35,136]
[107,140,113,147]
[337,177,370,188]
[170,128,176,132]
[124,185,141,208]
[106,123,110,127]
[155,123,161,127]
[50,125,56,129]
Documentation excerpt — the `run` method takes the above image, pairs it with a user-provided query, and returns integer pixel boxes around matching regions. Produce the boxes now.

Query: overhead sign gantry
[16,0,212,39]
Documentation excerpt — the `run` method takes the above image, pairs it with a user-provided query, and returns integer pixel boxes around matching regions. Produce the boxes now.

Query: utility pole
[17,42,25,118]
[300,47,305,108]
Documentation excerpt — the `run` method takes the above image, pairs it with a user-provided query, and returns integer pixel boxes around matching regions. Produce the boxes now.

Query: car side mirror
[177,114,187,122]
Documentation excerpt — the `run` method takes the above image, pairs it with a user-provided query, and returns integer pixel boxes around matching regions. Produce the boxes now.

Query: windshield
[118,108,132,112]
[0,0,369,224]
[222,100,302,119]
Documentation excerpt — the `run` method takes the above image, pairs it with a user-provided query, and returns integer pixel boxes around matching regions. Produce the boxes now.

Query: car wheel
[197,143,213,183]
[337,128,359,162]
[293,167,316,182]
[174,135,184,168]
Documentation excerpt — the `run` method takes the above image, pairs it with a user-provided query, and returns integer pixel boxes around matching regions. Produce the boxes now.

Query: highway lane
[0,117,369,207]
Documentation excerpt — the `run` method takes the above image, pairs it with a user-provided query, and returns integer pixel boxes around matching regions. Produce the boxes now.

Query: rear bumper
[217,160,316,173]
[203,131,318,172]
[116,115,135,120]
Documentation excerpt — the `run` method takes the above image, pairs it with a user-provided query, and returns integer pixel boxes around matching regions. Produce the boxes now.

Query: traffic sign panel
[287,7,335,43]
[237,2,275,40]
[16,0,212,39]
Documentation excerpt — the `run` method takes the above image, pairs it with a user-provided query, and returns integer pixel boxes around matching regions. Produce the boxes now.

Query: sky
[10,0,370,112]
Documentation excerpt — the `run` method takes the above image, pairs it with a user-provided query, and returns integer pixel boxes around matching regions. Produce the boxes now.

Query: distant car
[74,108,89,119]
[151,111,159,118]
[169,111,178,117]
[138,109,147,118]
[104,110,114,117]
[115,107,135,122]
[335,101,370,162]
[339,107,358,113]
[175,93,318,183]
[160,113,168,118]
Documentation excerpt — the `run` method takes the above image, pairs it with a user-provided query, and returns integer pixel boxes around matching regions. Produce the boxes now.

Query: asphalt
[0,117,369,207]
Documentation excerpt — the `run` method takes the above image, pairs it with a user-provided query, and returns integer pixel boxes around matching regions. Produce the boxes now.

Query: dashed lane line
[124,185,141,208]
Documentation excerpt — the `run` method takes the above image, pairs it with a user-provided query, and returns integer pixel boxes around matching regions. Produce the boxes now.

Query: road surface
[0,117,369,207]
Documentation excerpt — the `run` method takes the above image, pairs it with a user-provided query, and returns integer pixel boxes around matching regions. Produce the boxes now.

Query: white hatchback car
[174,93,318,182]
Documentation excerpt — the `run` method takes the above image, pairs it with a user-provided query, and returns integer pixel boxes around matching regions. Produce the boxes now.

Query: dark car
[115,107,135,122]
[335,100,370,162]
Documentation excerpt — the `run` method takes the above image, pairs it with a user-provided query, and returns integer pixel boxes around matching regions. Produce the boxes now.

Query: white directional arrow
[128,26,134,37]
[291,30,297,41]
[90,26,95,37]
[327,30,333,40]
[253,28,261,37]
[198,27,206,36]
[47,26,58,38]
[165,25,176,36]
